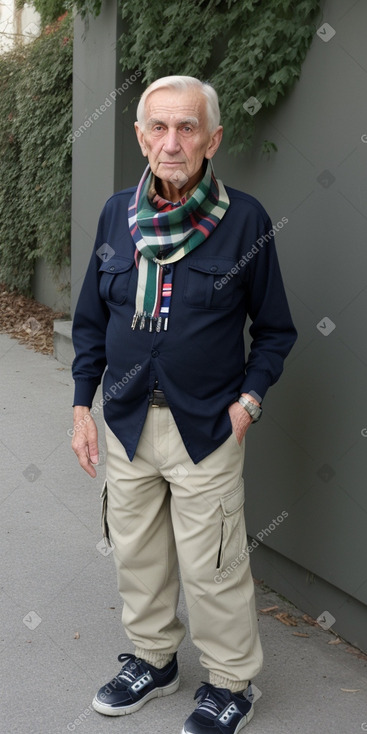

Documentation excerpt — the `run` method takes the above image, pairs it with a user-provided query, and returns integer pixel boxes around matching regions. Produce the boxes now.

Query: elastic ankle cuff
[135,648,174,669]
[209,673,249,693]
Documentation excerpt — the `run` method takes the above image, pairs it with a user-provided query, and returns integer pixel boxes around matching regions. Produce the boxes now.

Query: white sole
[92,674,180,716]
[181,703,254,733]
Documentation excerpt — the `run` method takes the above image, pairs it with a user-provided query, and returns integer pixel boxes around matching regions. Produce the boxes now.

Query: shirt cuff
[240,370,272,404]
[73,379,100,408]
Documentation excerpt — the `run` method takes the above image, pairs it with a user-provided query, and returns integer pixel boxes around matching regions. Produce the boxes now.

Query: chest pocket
[183,258,243,310]
[99,257,134,305]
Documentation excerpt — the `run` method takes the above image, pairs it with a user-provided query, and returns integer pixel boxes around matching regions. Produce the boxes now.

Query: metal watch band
[238,396,262,422]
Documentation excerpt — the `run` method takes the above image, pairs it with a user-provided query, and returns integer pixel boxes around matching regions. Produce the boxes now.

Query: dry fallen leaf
[302,614,318,626]
[259,606,279,614]
[22,316,42,335]
[0,285,64,355]
[274,612,298,627]
[328,638,342,645]
[292,632,310,638]
[74,632,80,639]
[345,647,367,661]
[340,688,360,693]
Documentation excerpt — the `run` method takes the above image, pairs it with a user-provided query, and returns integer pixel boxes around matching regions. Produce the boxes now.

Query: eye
[181,126,193,133]
[150,124,166,135]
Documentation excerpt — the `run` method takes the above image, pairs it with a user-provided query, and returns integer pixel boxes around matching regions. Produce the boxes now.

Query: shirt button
[210,265,218,272]
[151,349,159,358]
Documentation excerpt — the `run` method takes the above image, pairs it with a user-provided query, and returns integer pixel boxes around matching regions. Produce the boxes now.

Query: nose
[162,128,181,154]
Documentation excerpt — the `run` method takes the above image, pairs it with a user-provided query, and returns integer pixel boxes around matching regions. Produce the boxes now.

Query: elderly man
[71,75,297,734]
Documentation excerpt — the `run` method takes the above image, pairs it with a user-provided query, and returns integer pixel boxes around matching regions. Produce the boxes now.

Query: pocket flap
[220,481,245,516]
[99,257,134,274]
[187,258,238,276]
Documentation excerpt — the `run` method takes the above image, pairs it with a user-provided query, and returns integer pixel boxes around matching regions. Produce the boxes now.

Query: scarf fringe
[131,311,168,332]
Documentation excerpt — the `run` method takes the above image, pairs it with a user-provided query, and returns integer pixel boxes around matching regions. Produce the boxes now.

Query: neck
[157,163,206,203]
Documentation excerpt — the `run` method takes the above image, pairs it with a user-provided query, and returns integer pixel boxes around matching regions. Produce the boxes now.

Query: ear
[134,122,148,157]
[204,126,223,160]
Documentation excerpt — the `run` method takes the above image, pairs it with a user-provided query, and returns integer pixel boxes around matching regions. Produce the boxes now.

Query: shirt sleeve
[240,215,297,402]
[71,205,109,407]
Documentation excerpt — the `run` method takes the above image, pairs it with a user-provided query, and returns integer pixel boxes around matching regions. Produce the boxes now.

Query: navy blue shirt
[72,184,297,463]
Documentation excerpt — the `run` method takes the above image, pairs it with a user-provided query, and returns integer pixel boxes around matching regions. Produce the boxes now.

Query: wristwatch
[238,395,262,422]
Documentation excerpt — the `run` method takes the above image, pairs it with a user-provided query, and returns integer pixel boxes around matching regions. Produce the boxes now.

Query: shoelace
[194,682,233,719]
[116,653,147,684]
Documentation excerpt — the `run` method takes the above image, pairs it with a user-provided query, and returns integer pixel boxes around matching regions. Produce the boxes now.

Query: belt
[149,389,169,408]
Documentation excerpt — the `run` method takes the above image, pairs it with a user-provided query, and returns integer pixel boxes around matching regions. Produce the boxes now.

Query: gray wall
[71,0,367,649]
[70,2,143,313]
[32,260,70,312]
[220,0,367,650]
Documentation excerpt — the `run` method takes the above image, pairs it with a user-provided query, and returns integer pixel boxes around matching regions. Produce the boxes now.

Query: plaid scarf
[128,160,229,332]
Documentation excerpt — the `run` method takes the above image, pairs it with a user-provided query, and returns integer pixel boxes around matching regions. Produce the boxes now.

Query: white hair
[136,75,220,133]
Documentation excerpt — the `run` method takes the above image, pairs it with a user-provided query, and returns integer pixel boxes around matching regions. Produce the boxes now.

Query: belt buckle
[150,389,167,408]
[150,389,160,407]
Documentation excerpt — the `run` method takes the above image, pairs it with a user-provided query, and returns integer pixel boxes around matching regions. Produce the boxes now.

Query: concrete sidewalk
[0,332,366,734]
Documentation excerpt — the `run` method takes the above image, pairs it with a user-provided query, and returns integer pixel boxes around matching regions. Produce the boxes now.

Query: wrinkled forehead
[144,87,208,126]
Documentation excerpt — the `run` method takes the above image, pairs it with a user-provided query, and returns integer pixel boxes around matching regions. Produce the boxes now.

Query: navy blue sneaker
[92,652,179,716]
[182,682,254,734]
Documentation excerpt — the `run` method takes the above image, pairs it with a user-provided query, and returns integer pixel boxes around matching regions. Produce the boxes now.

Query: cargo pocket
[216,481,245,570]
[100,480,112,547]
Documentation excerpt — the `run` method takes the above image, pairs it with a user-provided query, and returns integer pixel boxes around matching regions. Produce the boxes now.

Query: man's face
[134,87,222,200]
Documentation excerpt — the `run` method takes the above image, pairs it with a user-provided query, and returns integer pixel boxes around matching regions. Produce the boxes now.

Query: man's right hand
[72,406,99,478]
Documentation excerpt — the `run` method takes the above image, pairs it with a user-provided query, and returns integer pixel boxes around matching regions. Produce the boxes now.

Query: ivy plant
[118,0,321,154]
[16,0,102,26]
[18,0,320,153]
[0,13,72,293]
[16,0,66,26]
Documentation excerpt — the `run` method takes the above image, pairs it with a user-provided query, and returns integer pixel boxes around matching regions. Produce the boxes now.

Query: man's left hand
[228,393,260,445]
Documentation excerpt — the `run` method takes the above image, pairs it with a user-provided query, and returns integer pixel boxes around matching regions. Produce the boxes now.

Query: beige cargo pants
[104,406,263,692]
